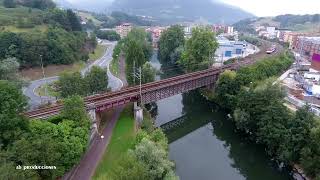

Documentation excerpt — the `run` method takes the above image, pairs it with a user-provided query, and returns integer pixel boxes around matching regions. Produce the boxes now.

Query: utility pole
[40,54,48,103]
[139,67,143,106]
[133,66,143,106]
[133,61,136,85]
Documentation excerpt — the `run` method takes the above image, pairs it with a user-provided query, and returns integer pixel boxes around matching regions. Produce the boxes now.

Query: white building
[215,36,246,61]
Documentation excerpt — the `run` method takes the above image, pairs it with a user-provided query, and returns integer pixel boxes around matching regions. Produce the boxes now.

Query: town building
[212,24,234,35]
[295,36,320,60]
[146,26,167,49]
[116,23,132,38]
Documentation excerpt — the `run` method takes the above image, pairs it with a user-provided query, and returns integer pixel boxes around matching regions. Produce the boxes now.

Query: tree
[0,57,20,81]
[131,138,176,179]
[300,124,320,178]
[96,30,120,41]
[0,80,29,148]
[214,70,240,109]
[256,102,290,156]
[125,40,147,85]
[179,26,218,72]
[142,62,156,84]
[158,25,185,63]
[85,66,108,94]
[61,95,89,125]
[3,0,16,8]
[58,72,88,98]
[279,105,315,161]
[66,9,82,31]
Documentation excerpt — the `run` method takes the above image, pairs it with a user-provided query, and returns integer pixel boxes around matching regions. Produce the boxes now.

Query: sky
[221,0,320,17]
[65,0,320,17]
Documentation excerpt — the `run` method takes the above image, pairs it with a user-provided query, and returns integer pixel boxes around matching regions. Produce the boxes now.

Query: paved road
[23,40,123,110]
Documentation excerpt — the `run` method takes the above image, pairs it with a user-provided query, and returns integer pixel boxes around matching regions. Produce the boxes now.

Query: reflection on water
[155,91,291,180]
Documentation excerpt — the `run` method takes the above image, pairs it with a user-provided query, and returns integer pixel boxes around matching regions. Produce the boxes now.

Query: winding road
[23,40,123,110]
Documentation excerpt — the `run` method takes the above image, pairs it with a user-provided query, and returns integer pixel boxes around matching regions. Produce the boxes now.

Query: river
[149,52,292,180]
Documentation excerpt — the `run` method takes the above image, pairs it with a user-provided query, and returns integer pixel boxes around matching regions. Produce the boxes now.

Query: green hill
[0,1,96,68]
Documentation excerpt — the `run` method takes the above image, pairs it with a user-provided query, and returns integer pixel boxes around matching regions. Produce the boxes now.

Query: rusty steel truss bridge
[25,61,253,119]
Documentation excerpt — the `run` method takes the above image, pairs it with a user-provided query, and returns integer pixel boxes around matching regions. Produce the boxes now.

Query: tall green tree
[214,70,240,109]
[58,72,88,98]
[0,57,20,81]
[141,63,156,84]
[179,26,218,72]
[280,105,315,162]
[158,25,185,63]
[125,40,147,85]
[66,9,82,31]
[0,80,29,148]
[61,95,89,125]
[85,66,108,94]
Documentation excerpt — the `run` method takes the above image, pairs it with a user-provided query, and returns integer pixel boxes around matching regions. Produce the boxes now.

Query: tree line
[3,0,56,9]
[211,53,320,179]
[158,25,219,72]
[95,30,120,41]
[0,79,91,179]
[0,6,94,68]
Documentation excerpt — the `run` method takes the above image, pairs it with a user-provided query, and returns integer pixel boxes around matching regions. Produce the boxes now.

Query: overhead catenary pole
[139,66,143,106]
[40,54,48,103]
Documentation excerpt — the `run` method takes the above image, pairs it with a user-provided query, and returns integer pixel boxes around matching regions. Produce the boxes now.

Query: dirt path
[65,106,124,180]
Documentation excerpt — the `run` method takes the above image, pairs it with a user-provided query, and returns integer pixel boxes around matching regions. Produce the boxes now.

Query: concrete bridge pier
[88,104,98,142]
[134,102,143,125]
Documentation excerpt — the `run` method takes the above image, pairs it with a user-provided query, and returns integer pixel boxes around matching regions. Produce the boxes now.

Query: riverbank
[200,51,319,179]
[93,105,136,179]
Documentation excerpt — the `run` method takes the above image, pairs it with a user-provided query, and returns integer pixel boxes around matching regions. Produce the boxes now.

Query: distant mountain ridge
[110,0,254,24]
[58,0,254,24]
[233,14,320,33]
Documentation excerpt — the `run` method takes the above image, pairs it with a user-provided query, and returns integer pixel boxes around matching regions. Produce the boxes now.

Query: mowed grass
[110,58,120,77]
[35,83,59,97]
[77,11,103,26]
[20,62,85,80]
[93,106,136,179]
[89,44,108,62]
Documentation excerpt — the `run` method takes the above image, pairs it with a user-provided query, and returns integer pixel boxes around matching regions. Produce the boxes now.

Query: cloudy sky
[221,0,320,16]
[66,0,320,17]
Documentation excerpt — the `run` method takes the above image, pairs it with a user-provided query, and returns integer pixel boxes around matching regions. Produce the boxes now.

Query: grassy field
[35,83,59,97]
[110,58,120,77]
[89,44,107,62]
[20,62,85,80]
[77,11,102,26]
[0,6,45,27]
[0,25,47,33]
[93,106,136,179]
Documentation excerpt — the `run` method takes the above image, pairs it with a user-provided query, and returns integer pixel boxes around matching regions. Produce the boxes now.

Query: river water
[149,52,292,180]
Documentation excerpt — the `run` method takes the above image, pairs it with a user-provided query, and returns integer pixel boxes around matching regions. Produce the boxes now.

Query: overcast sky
[66,0,320,17]
[221,0,320,16]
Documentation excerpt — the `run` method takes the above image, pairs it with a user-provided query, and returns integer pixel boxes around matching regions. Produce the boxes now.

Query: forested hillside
[0,0,95,68]
[234,14,320,33]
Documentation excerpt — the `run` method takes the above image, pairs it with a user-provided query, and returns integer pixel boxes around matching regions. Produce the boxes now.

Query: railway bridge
[24,61,253,139]
[25,63,242,120]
